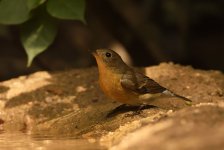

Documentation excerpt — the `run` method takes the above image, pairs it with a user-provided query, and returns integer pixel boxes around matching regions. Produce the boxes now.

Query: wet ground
[0,132,105,150]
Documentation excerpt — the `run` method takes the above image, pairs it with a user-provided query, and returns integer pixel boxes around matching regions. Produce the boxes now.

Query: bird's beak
[92,50,99,58]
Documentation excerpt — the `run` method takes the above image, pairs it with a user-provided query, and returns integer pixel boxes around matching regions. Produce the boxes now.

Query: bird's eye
[105,52,111,57]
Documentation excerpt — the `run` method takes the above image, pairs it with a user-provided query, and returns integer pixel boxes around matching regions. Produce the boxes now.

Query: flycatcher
[93,49,192,106]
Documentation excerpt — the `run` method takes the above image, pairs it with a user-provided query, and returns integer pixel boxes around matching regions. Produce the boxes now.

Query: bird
[92,49,192,106]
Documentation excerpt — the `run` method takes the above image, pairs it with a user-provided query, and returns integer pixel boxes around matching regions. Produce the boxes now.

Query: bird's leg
[106,104,155,117]
[106,104,135,117]
[130,104,157,116]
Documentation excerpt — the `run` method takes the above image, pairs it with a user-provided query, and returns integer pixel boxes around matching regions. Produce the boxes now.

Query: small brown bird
[93,49,192,106]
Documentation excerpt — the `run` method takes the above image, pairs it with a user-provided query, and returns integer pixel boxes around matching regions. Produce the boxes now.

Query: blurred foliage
[0,0,85,66]
[0,0,223,79]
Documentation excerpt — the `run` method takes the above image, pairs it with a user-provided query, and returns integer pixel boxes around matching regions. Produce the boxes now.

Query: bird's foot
[106,104,137,118]
[135,104,156,114]
[106,104,156,118]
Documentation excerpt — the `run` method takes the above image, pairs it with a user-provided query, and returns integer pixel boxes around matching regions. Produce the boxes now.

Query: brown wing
[121,71,166,94]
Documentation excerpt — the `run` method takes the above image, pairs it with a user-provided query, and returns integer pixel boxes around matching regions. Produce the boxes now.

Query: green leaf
[26,0,46,10]
[0,0,30,25]
[47,0,85,23]
[21,17,57,67]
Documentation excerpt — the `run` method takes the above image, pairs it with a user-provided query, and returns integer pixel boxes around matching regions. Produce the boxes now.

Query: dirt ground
[0,63,223,149]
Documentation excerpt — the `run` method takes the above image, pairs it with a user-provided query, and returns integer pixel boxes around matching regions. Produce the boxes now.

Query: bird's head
[92,49,127,70]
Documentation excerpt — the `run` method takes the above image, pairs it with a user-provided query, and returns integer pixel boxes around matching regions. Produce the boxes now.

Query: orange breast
[95,55,140,105]
[98,69,140,105]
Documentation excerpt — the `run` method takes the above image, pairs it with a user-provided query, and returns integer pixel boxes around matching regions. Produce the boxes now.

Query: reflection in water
[0,132,105,150]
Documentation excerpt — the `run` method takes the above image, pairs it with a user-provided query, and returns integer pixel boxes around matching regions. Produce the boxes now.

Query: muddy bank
[0,63,223,149]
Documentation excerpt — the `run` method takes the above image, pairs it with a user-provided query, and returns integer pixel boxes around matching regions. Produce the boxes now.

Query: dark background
[0,0,224,81]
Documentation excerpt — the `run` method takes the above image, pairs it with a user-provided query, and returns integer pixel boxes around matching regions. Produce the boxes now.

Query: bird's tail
[162,90,192,104]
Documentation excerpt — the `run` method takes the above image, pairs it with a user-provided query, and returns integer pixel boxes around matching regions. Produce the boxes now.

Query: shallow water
[0,132,105,150]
